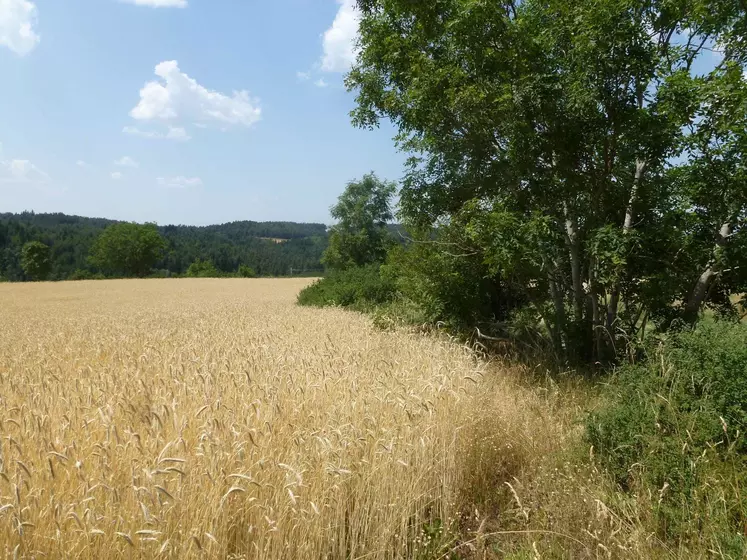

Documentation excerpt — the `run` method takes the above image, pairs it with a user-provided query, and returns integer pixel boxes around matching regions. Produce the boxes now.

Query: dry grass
[0,279,682,559]
[0,279,489,559]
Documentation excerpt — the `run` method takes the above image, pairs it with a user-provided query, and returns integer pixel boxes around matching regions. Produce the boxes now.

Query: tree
[322,173,397,270]
[90,223,167,277]
[186,258,220,278]
[21,241,51,281]
[1,213,329,280]
[238,264,257,278]
[348,0,747,362]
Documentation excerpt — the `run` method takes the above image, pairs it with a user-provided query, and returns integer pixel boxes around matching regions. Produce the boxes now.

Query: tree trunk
[589,255,609,363]
[607,158,647,330]
[564,204,584,323]
[684,221,732,320]
[548,266,566,356]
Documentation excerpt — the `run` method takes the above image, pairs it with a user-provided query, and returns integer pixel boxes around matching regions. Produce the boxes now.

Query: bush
[68,269,105,281]
[587,322,747,545]
[382,230,527,334]
[238,265,257,278]
[297,265,396,311]
[186,259,220,278]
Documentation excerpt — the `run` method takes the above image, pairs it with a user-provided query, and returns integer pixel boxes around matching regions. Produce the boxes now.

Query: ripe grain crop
[0,279,488,559]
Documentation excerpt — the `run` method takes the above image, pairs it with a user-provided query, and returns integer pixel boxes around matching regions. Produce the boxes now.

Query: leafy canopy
[20,241,51,281]
[89,223,167,278]
[348,0,747,362]
[322,173,397,270]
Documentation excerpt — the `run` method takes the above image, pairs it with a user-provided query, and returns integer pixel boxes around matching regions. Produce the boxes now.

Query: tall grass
[0,279,736,559]
[0,279,486,558]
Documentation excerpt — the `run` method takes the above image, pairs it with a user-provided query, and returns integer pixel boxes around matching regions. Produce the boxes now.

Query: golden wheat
[0,279,487,559]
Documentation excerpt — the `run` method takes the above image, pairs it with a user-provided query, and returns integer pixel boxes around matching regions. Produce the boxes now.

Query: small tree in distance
[90,223,166,278]
[322,173,397,271]
[186,258,220,278]
[238,264,257,278]
[21,241,52,281]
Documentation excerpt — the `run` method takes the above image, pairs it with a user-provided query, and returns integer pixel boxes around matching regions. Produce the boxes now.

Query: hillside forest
[0,212,328,280]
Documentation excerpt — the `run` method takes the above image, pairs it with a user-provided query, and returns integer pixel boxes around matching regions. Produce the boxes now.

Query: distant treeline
[0,212,329,280]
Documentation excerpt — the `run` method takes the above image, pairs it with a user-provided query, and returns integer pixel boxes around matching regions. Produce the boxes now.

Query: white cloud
[321,0,360,73]
[114,156,139,168]
[119,0,187,7]
[157,175,202,188]
[166,126,191,140]
[297,71,311,82]
[0,158,50,183]
[0,0,40,55]
[314,78,329,88]
[111,172,123,180]
[123,125,191,141]
[129,61,261,136]
[76,160,91,168]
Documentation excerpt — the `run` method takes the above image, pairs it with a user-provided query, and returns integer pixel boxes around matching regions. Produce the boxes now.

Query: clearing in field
[0,279,491,559]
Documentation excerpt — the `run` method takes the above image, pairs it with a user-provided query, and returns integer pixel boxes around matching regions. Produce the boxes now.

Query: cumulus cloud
[165,127,191,141]
[76,160,91,168]
[123,125,191,141]
[0,0,40,55]
[296,71,311,82]
[111,172,123,180]
[119,0,187,7]
[114,156,139,168]
[314,78,329,88]
[157,176,202,188]
[321,0,360,73]
[0,158,50,183]
[129,61,261,138]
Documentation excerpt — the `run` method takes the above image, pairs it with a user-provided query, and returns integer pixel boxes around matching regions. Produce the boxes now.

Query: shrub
[383,233,526,334]
[297,264,396,311]
[68,269,105,281]
[238,265,257,278]
[186,259,220,278]
[587,321,747,545]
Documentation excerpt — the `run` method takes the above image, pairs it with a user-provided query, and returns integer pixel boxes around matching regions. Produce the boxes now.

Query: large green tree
[90,222,167,278]
[349,0,746,361]
[21,241,51,281]
[322,173,397,270]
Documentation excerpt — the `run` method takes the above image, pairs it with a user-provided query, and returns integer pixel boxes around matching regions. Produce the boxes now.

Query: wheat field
[0,279,489,559]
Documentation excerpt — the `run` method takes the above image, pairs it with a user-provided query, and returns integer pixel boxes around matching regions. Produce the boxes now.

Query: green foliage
[587,322,747,541]
[383,229,520,331]
[349,0,747,363]
[301,175,399,312]
[238,264,257,278]
[20,241,51,281]
[186,259,220,278]
[89,222,167,278]
[0,212,328,281]
[297,265,396,310]
[322,173,396,270]
[68,269,105,281]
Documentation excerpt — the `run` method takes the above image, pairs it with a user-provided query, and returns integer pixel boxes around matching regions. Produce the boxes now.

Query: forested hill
[0,212,328,281]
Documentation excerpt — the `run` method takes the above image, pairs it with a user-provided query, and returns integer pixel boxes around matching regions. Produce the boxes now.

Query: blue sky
[0,0,404,225]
